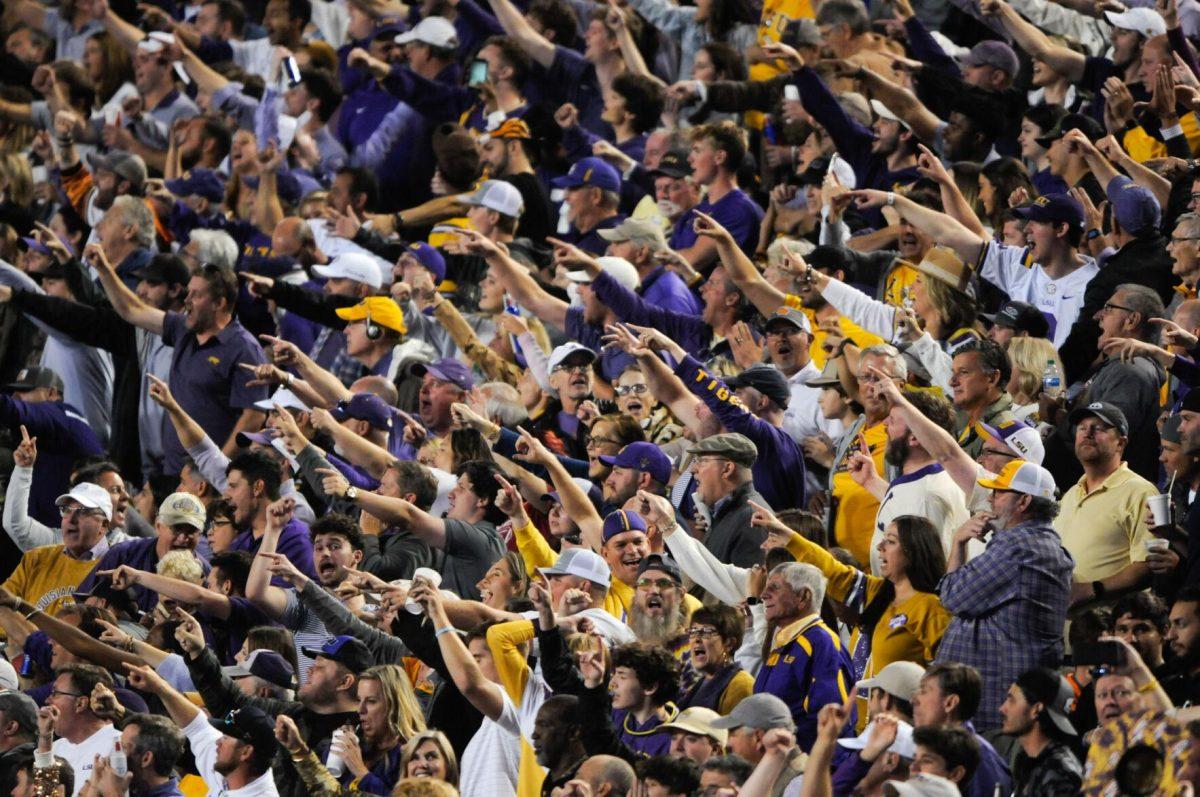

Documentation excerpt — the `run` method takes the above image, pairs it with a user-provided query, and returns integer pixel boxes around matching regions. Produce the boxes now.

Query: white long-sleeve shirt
[3,465,130,551]
[183,713,279,797]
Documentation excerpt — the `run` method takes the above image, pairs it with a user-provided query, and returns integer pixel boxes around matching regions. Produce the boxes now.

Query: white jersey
[978,241,1098,347]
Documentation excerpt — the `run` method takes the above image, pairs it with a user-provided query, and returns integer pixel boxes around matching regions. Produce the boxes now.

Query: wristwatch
[1085,228,1102,241]
[345,486,358,501]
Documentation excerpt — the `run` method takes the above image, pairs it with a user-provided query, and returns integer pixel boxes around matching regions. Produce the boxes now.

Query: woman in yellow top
[752,501,951,679]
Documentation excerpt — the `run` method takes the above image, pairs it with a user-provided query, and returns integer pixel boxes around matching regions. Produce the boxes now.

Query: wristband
[1085,228,1102,241]
[886,192,896,206]
[284,372,294,387]
[434,626,456,638]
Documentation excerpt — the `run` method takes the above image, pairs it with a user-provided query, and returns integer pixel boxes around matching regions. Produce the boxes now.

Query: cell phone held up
[468,59,489,87]
[1073,641,1126,668]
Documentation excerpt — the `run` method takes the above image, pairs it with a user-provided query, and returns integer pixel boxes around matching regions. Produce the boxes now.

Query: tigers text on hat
[55,483,114,522]
[687,433,758,468]
[157,492,206,531]
[977,418,1045,465]
[1067,400,1130,436]
[335,296,407,335]
[601,509,649,542]
[313,253,384,289]
[459,180,524,219]
[394,15,459,48]
[598,441,672,485]
[537,547,611,588]
[976,460,1057,499]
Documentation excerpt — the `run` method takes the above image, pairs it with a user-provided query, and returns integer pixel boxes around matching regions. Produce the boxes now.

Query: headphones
[364,307,383,341]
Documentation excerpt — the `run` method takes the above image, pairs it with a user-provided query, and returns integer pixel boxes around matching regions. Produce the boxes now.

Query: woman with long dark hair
[754,507,950,679]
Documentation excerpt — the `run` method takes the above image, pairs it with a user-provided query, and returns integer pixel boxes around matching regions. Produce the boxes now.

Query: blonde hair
[0,154,33,206]
[391,780,459,797]
[360,665,426,743]
[1008,336,1062,401]
[399,730,460,787]
[156,550,204,583]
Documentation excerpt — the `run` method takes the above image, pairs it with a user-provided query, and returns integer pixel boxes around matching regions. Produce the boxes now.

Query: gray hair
[110,196,155,249]
[859,343,909,381]
[771,562,827,609]
[1115,283,1165,341]
[122,713,185,776]
[0,690,38,737]
[817,0,869,34]
[188,229,239,270]
[1176,213,1200,237]
[480,381,529,427]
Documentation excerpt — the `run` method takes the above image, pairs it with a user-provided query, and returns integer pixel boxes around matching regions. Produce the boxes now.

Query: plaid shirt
[935,520,1074,732]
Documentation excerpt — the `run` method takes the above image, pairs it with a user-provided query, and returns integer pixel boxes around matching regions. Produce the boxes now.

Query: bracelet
[284,372,294,387]
[394,212,405,230]
[434,626,456,638]
[124,636,136,652]
[886,192,896,207]
[1138,677,1159,693]
[23,606,39,621]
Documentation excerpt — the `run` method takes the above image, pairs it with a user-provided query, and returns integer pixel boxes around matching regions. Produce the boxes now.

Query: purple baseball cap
[331,393,394,431]
[1106,175,1160,236]
[598,441,672,485]
[20,237,52,256]
[407,242,447,283]
[410,358,475,390]
[961,40,1019,77]
[552,157,621,193]
[601,509,649,542]
[1012,193,1085,231]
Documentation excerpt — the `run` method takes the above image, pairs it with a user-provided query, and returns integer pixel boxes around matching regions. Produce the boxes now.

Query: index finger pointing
[20,425,29,443]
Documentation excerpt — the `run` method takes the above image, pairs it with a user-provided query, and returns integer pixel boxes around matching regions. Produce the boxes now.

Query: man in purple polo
[78,492,211,613]
[91,252,268,472]
[598,219,701,316]
[223,450,316,580]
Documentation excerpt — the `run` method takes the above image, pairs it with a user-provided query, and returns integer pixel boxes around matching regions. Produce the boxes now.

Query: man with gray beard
[855,385,970,576]
[628,554,689,657]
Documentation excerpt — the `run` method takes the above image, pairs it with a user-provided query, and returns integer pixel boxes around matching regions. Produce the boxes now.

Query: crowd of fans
[7,0,1200,793]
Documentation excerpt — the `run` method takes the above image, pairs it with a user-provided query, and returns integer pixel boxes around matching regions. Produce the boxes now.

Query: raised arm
[511,428,604,550]
[984,0,1087,81]
[849,64,942,144]
[604,323,705,433]
[260,334,350,406]
[693,212,788,315]
[104,564,235,619]
[317,469,449,549]
[457,230,570,330]
[487,0,556,68]
[0,586,140,671]
[414,582,507,720]
[244,497,298,619]
[848,189,985,264]
[87,243,166,334]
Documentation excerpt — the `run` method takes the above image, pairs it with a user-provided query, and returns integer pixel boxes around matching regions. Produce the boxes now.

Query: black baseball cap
[982,301,1050,338]
[650,149,691,179]
[725,364,791,409]
[222,649,296,691]
[637,553,682,585]
[6,366,64,393]
[1067,400,1130,436]
[300,635,373,674]
[208,705,277,747]
[1035,112,1104,148]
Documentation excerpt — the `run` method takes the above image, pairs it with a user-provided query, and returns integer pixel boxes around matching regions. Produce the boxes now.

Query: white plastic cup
[405,568,442,614]
[326,728,346,777]
[1145,537,1170,554]
[1148,494,1172,527]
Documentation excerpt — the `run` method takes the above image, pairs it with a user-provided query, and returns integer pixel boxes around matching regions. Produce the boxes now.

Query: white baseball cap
[313,253,383,290]
[254,386,309,413]
[0,657,17,690]
[138,31,176,54]
[977,419,1045,465]
[977,460,1058,500]
[870,99,911,131]
[857,661,926,702]
[839,718,917,759]
[55,482,114,521]
[460,180,524,219]
[538,547,611,588]
[884,774,962,797]
[548,342,597,372]
[565,256,640,292]
[395,16,459,49]
[1104,7,1166,37]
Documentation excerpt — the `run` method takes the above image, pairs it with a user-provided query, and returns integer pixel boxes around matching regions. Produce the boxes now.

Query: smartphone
[1073,641,1126,668]
[468,59,489,87]
[283,55,302,86]
[784,84,801,102]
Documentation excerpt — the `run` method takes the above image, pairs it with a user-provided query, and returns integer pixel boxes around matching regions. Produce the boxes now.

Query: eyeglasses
[585,435,620,449]
[1096,688,1134,701]
[1172,236,1200,243]
[614,384,648,397]
[49,689,84,699]
[688,626,720,639]
[1102,302,1136,314]
[552,363,591,374]
[171,527,201,539]
[856,371,900,384]
[636,577,678,590]
[981,447,1017,460]
[58,505,104,520]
